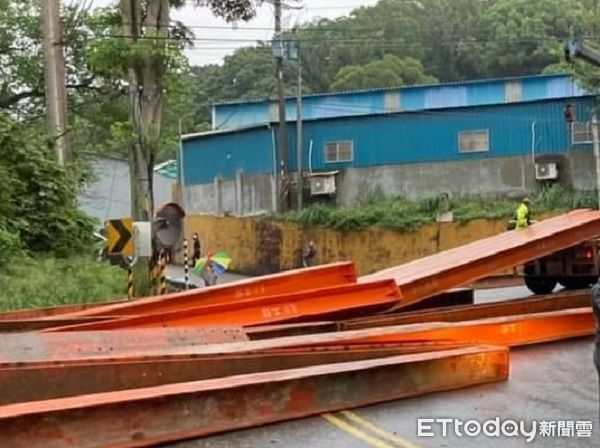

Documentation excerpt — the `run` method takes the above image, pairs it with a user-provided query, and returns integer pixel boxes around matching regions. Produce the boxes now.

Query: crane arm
[565,41,600,67]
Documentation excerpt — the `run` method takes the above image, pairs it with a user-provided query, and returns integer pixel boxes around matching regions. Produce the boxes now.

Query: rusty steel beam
[341,308,594,347]
[0,301,124,321]
[0,346,508,448]
[60,262,357,319]
[3,308,590,368]
[0,327,248,365]
[0,317,112,333]
[46,280,401,332]
[245,288,474,340]
[361,210,600,307]
[246,321,338,339]
[340,290,592,331]
[0,343,462,405]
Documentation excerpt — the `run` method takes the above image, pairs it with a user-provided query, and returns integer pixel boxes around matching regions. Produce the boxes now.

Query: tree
[330,55,437,91]
[118,0,272,295]
[478,0,586,77]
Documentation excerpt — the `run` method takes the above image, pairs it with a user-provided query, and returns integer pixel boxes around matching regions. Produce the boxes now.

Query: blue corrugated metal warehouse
[180,74,597,216]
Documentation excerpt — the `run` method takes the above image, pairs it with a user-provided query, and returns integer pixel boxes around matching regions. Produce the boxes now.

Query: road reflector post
[183,239,189,290]
[160,251,167,295]
[127,265,133,300]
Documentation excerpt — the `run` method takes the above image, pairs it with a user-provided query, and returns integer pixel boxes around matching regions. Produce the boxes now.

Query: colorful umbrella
[193,251,232,276]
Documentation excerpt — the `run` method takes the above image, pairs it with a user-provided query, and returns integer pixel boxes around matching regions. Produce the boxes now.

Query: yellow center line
[340,410,424,448]
[322,413,396,448]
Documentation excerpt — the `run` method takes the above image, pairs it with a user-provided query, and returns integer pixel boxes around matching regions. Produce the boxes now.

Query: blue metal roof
[212,74,592,130]
[212,74,576,106]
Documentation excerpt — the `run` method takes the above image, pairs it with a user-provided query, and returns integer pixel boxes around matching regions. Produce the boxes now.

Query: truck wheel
[559,277,593,290]
[524,276,557,295]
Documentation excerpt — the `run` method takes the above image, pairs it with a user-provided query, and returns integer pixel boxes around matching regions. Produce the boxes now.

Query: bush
[0,256,125,312]
[272,186,598,232]
[0,115,96,264]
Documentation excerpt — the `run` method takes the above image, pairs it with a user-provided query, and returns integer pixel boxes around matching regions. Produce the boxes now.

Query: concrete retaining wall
[185,215,517,276]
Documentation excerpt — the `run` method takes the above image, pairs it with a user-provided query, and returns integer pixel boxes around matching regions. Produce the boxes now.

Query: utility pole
[274,0,289,210]
[592,114,600,209]
[41,0,70,166]
[296,60,303,210]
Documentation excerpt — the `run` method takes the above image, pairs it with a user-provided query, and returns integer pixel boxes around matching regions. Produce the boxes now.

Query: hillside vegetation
[273,186,597,232]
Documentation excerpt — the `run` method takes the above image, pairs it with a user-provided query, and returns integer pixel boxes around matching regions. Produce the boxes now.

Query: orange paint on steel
[0,327,247,365]
[339,289,592,331]
[335,308,594,347]
[1,309,590,366]
[361,210,600,307]
[0,300,125,321]
[0,343,461,405]
[46,280,401,332]
[58,262,357,319]
[0,346,508,448]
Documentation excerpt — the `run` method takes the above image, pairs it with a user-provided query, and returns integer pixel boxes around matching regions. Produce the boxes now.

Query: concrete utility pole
[41,0,70,166]
[296,61,303,210]
[274,0,289,210]
[592,114,600,209]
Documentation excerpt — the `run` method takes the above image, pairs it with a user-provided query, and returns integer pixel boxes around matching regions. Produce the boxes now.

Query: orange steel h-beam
[46,280,402,332]
[337,308,594,347]
[60,262,357,318]
[362,210,600,307]
[3,308,590,366]
[0,327,248,365]
[0,343,462,405]
[0,346,508,448]
[339,290,592,330]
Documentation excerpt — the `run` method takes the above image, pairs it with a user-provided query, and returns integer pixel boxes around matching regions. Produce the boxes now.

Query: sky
[90,0,379,66]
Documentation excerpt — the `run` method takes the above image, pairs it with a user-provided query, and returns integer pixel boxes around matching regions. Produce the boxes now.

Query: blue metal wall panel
[400,87,426,111]
[214,102,271,129]
[424,86,468,109]
[521,76,549,101]
[190,97,596,182]
[466,82,505,105]
[287,97,595,171]
[182,127,274,185]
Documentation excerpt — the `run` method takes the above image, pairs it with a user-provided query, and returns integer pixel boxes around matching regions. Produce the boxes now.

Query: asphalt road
[168,285,599,448]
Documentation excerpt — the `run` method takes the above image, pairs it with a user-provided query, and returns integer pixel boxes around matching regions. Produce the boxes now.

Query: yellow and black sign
[106,218,134,256]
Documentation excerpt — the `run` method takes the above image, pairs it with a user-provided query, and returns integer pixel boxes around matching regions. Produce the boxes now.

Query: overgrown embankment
[272,186,597,232]
[0,116,124,312]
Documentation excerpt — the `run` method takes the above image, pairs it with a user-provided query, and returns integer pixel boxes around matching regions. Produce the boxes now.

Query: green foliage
[478,0,586,77]
[330,55,437,91]
[273,186,598,232]
[0,115,96,263]
[0,256,125,312]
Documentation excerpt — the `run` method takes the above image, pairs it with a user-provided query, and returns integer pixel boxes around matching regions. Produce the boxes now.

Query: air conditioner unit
[309,174,336,196]
[535,162,558,180]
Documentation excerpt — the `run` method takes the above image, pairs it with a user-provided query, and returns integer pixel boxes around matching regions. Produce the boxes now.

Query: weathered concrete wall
[183,173,274,216]
[568,149,596,191]
[182,151,595,216]
[337,155,534,204]
[185,215,516,276]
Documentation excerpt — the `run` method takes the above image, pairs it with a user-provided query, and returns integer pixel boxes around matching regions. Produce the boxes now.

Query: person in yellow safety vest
[515,198,532,230]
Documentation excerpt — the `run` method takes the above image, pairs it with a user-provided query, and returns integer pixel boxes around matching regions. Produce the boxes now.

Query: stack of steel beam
[0,210,599,447]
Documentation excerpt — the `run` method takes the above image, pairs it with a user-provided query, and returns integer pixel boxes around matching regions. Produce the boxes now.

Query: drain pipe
[531,121,538,164]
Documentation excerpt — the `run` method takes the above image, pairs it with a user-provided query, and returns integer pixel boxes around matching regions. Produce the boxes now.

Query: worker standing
[192,233,201,266]
[302,241,317,267]
[515,198,533,230]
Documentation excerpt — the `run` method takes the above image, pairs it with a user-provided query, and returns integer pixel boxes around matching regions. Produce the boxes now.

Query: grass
[272,185,598,232]
[0,255,126,312]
